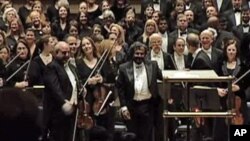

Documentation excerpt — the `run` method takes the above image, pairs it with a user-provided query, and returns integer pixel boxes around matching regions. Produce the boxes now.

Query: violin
[231,96,244,125]
[77,87,94,129]
[92,84,110,115]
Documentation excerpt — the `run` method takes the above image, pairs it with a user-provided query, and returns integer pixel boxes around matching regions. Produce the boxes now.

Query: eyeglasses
[61,51,70,55]
[17,47,26,50]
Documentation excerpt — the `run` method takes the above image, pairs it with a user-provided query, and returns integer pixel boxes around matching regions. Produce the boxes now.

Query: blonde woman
[137,19,159,47]
[26,0,46,27]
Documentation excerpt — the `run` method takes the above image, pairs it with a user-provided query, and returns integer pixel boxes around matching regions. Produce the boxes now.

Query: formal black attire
[116,60,163,141]
[147,51,176,141]
[75,58,109,141]
[5,58,29,87]
[213,59,250,141]
[51,20,70,41]
[210,47,223,76]
[214,0,232,14]
[18,6,31,28]
[43,59,79,141]
[213,30,235,50]
[190,50,213,70]
[47,6,59,23]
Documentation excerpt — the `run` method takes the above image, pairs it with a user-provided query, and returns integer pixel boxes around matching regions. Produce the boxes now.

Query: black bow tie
[243,24,249,27]
[234,8,241,13]
[153,0,159,4]
[180,31,187,36]
[135,65,143,69]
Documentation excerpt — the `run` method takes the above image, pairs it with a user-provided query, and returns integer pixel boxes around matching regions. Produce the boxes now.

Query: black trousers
[125,99,154,141]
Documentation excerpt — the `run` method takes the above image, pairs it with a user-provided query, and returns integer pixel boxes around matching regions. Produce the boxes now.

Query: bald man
[148,33,175,70]
[187,33,212,70]
[43,41,81,141]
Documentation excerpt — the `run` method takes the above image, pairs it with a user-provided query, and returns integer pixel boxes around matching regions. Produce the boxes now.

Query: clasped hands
[217,84,240,97]
[87,74,103,85]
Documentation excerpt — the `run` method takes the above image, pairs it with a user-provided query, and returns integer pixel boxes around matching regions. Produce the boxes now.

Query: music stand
[188,86,221,111]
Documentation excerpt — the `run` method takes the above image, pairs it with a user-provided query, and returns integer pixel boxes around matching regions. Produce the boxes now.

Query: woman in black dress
[5,39,30,88]
[76,37,109,141]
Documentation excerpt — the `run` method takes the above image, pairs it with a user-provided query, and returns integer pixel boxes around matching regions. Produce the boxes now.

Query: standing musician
[213,37,250,141]
[147,33,176,141]
[5,38,30,88]
[43,41,81,141]
[116,41,163,141]
[27,35,55,140]
[75,37,109,141]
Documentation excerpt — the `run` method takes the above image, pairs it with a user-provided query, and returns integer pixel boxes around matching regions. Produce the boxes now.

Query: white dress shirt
[174,52,185,70]
[151,50,164,70]
[64,62,78,105]
[153,0,160,11]
[202,47,212,60]
[216,0,223,11]
[133,62,151,101]
[161,32,169,53]
[234,11,241,26]
[178,30,189,55]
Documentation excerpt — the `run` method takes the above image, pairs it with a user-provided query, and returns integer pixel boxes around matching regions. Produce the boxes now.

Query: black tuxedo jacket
[211,47,223,75]
[43,60,79,123]
[116,60,163,109]
[170,54,189,69]
[146,51,175,70]
[214,0,232,14]
[232,24,250,40]
[169,28,200,42]
[190,50,213,70]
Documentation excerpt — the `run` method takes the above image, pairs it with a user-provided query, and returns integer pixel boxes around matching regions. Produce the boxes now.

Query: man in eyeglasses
[43,41,81,141]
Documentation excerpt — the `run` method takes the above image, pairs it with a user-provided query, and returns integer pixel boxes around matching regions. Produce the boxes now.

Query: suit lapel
[170,54,178,70]
[126,61,134,86]
[145,61,152,87]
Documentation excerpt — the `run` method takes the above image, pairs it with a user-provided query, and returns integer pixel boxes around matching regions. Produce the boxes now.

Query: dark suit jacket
[170,54,189,69]
[169,28,200,42]
[214,0,232,14]
[190,50,213,70]
[211,47,223,75]
[141,0,173,19]
[232,24,250,40]
[146,51,175,70]
[43,60,79,124]
[213,30,234,50]
[116,60,163,110]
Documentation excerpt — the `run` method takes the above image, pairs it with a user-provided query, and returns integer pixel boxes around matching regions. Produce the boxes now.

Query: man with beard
[43,41,81,141]
[116,41,163,141]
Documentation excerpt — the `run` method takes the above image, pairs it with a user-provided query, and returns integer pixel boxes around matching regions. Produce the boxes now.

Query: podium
[161,70,235,141]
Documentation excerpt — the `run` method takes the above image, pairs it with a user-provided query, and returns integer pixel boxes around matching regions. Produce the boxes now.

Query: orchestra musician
[213,37,250,141]
[43,41,80,141]
[75,37,109,141]
[116,41,163,141]
[146,33,175,141]
[5,38,30,88]
[27,35,55,140]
